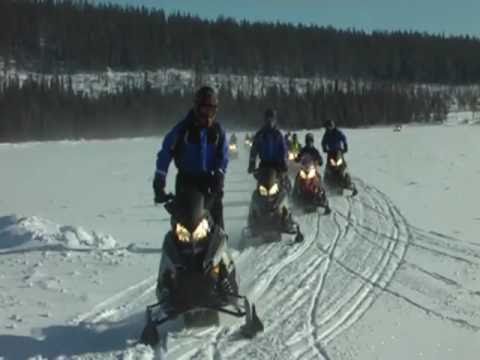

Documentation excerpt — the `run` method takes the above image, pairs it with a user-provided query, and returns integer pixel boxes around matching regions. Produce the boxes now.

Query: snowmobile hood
[172,190,208,232]
[256,167,279,189]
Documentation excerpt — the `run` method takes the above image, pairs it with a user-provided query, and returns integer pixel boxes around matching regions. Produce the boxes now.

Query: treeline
[0,76,448,142]
[1,0,480,84]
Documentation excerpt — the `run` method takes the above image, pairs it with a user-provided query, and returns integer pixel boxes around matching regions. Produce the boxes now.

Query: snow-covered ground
[1,123,479,359]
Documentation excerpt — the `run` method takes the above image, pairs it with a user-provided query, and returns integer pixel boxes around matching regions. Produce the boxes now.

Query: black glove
[212,170,225,195]
[153,175,168,204]
[343,145,348,154]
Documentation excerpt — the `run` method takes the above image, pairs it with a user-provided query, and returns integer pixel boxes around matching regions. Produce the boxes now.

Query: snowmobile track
[68,179,428,360]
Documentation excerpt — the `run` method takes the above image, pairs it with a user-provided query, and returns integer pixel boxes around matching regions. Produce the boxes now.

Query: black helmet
[264,108,277,128]
[194,86,218,127]
[325,120,335,129]
[305,132,314,145]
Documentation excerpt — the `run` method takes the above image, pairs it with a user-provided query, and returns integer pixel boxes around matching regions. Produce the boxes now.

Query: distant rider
[153,86,228,228]
[248,108,288,176]
[290,133,301,155]
[296,132,323,167]
[321,120,348,156]
[230,133,238,145]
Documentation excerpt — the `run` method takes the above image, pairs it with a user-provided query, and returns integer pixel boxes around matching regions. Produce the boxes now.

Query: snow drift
[0,215,117,251]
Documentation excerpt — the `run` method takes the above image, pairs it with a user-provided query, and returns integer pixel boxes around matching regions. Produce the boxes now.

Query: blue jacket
[250,126,287,168]
[156,111,228,178]
[321,128,348,153]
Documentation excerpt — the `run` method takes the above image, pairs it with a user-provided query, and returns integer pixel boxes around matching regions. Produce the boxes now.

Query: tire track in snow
[67,178,413,360]
[155,179,410,360]
[311,180,409,345]
[71,274,156,324]
[306,207,352,359]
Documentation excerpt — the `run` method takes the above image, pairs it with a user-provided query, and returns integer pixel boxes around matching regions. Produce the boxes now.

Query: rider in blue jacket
[153,86,228,228]
[321,120,348,154]
[248,108,288,174]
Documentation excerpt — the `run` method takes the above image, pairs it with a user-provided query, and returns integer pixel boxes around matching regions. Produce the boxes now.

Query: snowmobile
[292,155,331,214]
[242,167,304,245]
[324,151,357,196]
[140,191,263,347]
[228,142,239,159]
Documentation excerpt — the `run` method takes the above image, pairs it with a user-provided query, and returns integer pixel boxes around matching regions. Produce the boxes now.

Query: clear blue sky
[95,0,480,37]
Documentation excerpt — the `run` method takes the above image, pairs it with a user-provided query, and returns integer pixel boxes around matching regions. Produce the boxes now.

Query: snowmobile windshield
[175,218,210,243]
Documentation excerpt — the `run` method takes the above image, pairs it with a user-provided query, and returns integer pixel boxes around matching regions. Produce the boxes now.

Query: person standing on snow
[153,86,228,228]
[321,120,348,155]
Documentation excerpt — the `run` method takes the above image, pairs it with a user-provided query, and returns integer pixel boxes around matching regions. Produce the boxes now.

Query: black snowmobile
[324,151,357,196]
[140,191,263,347]
[242,167,304,245]
[292,155,331,214]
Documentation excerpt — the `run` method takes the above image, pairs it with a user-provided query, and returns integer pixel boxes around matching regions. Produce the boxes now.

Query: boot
[281,207,297,234]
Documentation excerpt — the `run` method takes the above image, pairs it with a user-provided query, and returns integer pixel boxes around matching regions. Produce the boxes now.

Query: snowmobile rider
[289,133,301,154]
[229,133,238,145]
[153,86,228,229]
[248,108,288,175]
[296,132,323,167]
[248,109,291,192]
[284,131,292,149]
[321,120,348,155]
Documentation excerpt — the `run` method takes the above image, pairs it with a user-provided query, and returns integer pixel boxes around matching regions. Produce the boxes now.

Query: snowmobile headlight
[229,144,237,151]
[175,223,191,242]
[301,166,316,179]
[268,183,279,195]
[210,265,220,277]
[258,185,269,196]
[288,151,295,161]
[192,218,210,241]
[307,167,316,179]
[330,158,343,167]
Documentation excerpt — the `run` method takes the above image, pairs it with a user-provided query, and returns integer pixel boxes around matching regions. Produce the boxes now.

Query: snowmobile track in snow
[68,177,480,359]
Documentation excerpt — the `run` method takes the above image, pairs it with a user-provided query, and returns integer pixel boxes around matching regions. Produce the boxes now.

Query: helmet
[292,133,298,140]
[194,86,218,128]
[305,132,314,145]
[264,108,277,128]
[325,120,335,129]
